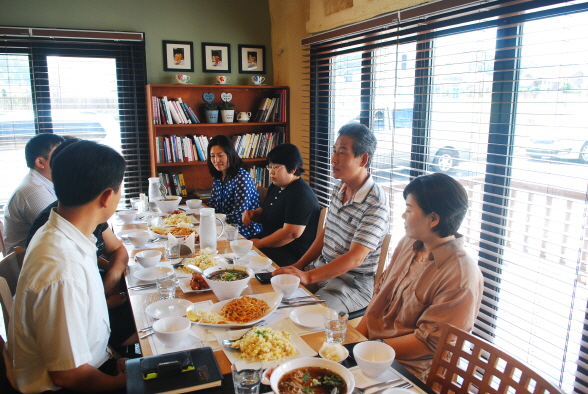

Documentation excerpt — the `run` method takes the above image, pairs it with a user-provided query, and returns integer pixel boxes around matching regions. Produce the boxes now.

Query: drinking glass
[323,309,348,344]
[156,272,177,300]
[225,224,239,242]
[130,197,143,212]
[165,241,181,259]
[232,361,262,394]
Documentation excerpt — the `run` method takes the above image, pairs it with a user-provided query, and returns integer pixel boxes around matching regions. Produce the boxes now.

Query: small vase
[205,110,219,123]
[220,110,235,123]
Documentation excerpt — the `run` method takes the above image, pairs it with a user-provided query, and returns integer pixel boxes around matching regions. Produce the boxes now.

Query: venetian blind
[305,0,588,392]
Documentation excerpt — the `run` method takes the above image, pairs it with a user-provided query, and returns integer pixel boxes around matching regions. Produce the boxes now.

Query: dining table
[115,210,435,394]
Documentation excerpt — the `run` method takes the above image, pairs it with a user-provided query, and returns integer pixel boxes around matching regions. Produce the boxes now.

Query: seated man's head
[332,123,377,181]
[402,172,468,239]
[25,133,66,180]
[51,140,126,216]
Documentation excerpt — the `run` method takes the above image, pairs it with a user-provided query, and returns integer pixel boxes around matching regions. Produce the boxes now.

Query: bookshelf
[146,84,289,197]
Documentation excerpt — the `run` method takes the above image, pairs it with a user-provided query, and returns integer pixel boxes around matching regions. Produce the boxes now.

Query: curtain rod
[0,26,144,41]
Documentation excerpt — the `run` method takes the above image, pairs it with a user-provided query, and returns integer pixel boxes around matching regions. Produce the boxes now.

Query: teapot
[236,112,251,123]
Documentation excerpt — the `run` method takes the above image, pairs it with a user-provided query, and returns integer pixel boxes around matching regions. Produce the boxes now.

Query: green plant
[218,101,235,110]
[201,102,218,110]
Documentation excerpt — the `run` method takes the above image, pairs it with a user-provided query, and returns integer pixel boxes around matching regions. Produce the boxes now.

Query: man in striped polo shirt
[274,123,390,313]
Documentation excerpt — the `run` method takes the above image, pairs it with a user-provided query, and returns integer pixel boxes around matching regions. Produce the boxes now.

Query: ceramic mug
[251,76,265,85]
[216,75,230,84]
[175,74,190,84]
[236,112,251,122]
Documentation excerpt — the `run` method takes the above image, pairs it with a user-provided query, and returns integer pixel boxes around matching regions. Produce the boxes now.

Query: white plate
[290,304,328,329]
[145,298,193,319]
[178,277,212,293]
[215,320,317,368]
[133,266,173,282]
[187,292,283,328]
[379,389,413,394]
[248,256,272,272]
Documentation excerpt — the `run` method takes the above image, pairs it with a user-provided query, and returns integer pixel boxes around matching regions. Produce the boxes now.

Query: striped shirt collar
[339,174,374,204]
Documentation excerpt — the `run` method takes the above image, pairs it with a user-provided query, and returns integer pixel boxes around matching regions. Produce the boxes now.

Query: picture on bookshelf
[163,41,194,72]
[238,44,265,74]
[202,42,231,73]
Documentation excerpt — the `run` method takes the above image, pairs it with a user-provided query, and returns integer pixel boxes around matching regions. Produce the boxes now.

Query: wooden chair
[257,186,268,204]
[0,220,5,257]
[318,206,328,234]
[0,247,25,296]
[427,324,563,394]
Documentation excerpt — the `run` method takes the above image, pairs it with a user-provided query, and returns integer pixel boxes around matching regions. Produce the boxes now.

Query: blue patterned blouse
[208,167,262,238]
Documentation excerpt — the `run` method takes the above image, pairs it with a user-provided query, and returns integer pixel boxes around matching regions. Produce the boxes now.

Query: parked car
[525,126,588,164]
[0,110,108,149]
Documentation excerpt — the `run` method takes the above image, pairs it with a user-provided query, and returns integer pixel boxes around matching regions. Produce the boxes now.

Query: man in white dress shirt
[6,140,127,393]
[3,133,64,254]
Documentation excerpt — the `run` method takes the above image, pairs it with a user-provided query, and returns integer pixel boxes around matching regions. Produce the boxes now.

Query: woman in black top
[242,143,321,266]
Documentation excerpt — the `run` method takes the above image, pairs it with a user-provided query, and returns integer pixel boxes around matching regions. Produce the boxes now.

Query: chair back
[257,186,268,204]
[317,207,328,234]
[375,233,392,284]
[0,277,12,336]
[427,324,563,394]
[0,247,24,296]
[0,220,5,257]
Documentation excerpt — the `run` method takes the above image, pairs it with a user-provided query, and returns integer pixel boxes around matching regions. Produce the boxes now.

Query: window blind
[0,30,148,212]
[305,0,588,392]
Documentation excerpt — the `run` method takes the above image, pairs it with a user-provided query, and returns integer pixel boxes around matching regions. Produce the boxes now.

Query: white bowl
[202,264,253,301]
[186,199,202,209]
[319,342,350,363]
[353,341,395,377]
[271,274,300,298]
[154,196,182,213]
[127,230,150,248]
[152,316,191,347]
[270,357,355,394]
[135,250,162,268]
[215,213,226,223]
[230,239,253,256]
[248,256,272,272]
[117,209,137,224]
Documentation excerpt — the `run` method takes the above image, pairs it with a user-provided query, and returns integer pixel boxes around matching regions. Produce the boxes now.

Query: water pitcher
[148,177,162,210]
[199,208,225,250]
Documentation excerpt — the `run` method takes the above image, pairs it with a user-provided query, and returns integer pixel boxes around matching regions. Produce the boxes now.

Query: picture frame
[238,45,266,74]
[162,40,194,72]
[201,42,231,73]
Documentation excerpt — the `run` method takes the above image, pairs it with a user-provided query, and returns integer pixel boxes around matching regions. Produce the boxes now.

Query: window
[0,29,148,216]
[305,0,588,391]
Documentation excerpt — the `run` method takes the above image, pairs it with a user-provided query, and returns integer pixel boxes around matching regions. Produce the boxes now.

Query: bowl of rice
[203,264,253,301]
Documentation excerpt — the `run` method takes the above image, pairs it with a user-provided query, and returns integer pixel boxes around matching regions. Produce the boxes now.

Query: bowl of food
[270,356,354,394]
[152,316,191,347]
[186,199,202,209]
[117,209,137,224]
[127,230,150,248]
[135,250,162,268]
[319,342,350,363]
[154,196,182,213]
[202,264,254,301]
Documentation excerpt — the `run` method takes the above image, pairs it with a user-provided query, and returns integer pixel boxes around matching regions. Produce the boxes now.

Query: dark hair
[25,133,65,168]
[337,123,377,167]
[52,140,126,207]
[49,137,81,166]
[207,135,244,179]
[403,173,469,238]
[267,143,305,176]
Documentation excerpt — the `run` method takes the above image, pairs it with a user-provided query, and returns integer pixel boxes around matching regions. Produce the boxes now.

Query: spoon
[186,264,211,279]
[220,320,266,348]
[173,253,194,268]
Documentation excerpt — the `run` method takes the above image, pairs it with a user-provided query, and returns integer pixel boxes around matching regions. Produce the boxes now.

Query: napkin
[184,232,195,254]
[167,233,179,245]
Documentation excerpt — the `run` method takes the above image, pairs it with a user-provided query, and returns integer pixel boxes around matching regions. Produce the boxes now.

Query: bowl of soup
[154,195,182,213]
[202,264,254,301]
[270,357,354,394]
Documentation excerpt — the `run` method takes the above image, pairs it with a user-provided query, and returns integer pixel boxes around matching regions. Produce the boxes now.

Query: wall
[0,0,273,85]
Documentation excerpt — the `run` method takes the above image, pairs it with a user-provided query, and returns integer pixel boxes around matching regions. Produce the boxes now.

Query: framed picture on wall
[202,42,231,73]
[238,44,265,74]
[163,40,194,72]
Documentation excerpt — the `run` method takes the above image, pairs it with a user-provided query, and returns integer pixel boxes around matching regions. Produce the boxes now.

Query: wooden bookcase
[145,84,289,195]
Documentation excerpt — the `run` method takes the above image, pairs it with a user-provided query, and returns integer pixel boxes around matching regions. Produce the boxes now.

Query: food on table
[163,213,194,225]
[186,309,227,324]
[208,269,249,282]
[319,342,347,362]
[179,252,219,274]
[198,247,216,255]
[190,273,210,290]
[278,366,347,394]
[220,296,269,323]
[231,326,298,362]
[150,223,198,237]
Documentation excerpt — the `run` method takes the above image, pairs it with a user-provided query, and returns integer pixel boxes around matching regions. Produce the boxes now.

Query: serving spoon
[220,320,266,348]
[186,263,211,279]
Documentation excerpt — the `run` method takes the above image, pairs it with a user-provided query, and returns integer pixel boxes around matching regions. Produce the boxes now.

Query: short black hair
[338,123,377,167]
[267,143,304,176]
[25,133,65,169]
[403,173,469,237]
[207,134,244,179]
[49,137,81,167]
[52,140,126,207]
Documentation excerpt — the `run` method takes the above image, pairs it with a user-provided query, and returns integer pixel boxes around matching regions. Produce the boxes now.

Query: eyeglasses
[266,165,285,172]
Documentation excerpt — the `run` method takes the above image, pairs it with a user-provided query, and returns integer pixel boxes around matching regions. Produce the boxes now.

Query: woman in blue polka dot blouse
[206,135,262,238]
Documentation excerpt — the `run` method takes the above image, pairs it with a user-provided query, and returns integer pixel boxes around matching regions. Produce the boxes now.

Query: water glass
[323,309,348,344]
[130,197,143,212]
[232,361,262,394]
[156,272,177,300]
[225,224,239,242]
[165,241,181,259]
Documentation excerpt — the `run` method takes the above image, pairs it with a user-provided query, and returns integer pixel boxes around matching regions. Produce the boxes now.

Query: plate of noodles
[149,223,198,239]
[186,292,283,328]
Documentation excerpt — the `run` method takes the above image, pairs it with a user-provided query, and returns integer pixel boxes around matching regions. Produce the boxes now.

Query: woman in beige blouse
[356,173,484,381]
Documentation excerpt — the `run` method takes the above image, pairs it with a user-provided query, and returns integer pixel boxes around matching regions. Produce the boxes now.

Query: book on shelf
[151,96,199,125]
[125,347,222,394]
[177,173,188,197]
